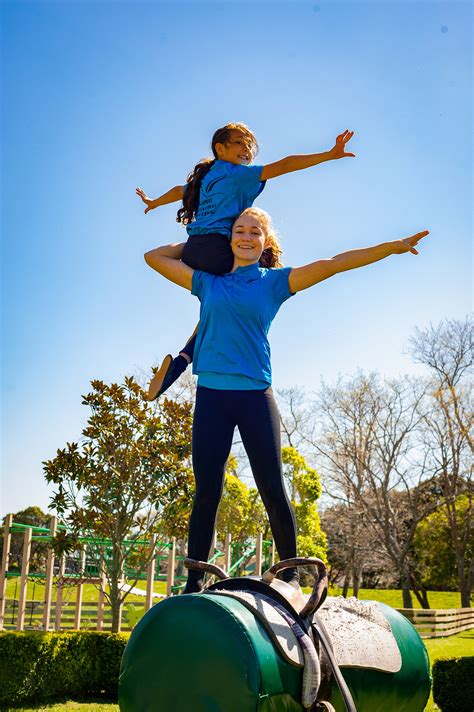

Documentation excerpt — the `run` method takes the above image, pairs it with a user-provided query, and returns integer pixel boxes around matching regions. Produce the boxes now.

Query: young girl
[136,122,354,399]
[144,206,428,592]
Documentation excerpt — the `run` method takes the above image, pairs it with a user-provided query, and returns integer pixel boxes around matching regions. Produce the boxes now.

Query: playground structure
[0,514,276,632]
[1,514,473,637]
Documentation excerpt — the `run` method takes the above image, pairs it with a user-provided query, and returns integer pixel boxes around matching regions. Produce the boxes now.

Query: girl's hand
[328,130,355,159]
[136,187,156,214]
[392,230,430,255]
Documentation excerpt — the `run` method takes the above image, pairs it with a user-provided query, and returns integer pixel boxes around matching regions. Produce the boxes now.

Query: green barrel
[119,594,431,712]
[119,593,304,712]
[331,602,431,712]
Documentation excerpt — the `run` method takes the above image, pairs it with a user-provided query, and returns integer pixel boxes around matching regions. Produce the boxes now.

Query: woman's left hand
[329,130,355,159]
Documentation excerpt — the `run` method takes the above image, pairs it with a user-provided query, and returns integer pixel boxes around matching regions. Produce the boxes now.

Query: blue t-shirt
[187,160,265,238]
[191,263,294,389]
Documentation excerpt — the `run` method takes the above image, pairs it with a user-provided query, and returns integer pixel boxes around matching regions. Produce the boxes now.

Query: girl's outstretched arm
[136,185,185,214]
[144,246,193,291]
[260,130,355,181]
[288,231,429,293]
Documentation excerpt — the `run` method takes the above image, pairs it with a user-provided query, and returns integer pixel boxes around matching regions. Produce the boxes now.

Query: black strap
[311,618,357,712]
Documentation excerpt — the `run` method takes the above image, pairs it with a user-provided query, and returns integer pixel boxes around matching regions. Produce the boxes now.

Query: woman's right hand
[136,187,156,214]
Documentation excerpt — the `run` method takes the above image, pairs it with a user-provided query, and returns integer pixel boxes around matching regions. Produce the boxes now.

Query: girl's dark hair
[176,122,258,226]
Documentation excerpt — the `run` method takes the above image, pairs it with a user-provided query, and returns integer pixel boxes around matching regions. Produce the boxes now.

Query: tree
[43,377,193,631]
[413,494,473,593]
[310,372,439,608]
[409,317,473,607]
[321,502,388,596]
[282,447,327,561]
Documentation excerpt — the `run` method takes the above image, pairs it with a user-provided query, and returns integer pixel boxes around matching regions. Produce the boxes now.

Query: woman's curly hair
[177,122,258,226]
[236,208,284,269]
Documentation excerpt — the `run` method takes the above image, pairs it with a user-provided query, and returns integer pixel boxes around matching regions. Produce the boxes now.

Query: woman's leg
[236,389,298,582]
[184,387,236,593]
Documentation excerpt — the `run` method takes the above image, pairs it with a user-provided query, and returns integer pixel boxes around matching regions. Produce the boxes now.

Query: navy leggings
[185,386,297,591]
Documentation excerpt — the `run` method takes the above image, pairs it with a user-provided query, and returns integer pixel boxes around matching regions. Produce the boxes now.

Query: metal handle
[184,558,228,581]
[261,557,328,619]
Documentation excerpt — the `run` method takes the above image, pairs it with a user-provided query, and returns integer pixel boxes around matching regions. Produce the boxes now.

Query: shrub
[432,656,474,712]
[0,631,128,706]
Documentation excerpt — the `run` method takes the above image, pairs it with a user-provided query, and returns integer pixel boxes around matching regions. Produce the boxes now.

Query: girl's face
[231,214,266,266]
[215,130,253,165]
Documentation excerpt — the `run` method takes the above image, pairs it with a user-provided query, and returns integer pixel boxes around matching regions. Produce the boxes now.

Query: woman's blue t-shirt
[191,263,294,389]
[187,160,265,238]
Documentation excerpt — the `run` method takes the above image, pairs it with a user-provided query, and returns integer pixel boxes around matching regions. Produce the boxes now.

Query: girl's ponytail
[177,158,215,226]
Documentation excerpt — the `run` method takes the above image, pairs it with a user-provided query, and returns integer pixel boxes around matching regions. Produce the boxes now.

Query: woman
[145,208,428,593]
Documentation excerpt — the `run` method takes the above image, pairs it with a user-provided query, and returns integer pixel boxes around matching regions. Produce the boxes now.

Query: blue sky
[1,0,472,515]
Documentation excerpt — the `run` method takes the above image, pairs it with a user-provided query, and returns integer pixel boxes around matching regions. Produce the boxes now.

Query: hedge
[0,631,128,707]
[432,656,474,712]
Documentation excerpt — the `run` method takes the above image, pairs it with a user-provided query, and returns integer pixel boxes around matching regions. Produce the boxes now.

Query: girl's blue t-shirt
[187,160,265,238]
[191,264,294,389]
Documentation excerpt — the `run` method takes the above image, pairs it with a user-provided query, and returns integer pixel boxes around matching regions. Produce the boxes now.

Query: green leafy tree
[43,377,193,631]
[282,447,327,561]
[413,494,473,594]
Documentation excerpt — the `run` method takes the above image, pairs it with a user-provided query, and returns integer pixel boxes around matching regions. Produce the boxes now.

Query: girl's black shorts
[181,233,234,275]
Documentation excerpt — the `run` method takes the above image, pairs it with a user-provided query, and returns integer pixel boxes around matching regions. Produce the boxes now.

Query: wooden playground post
[0,514,13,630]
[224,533,232,573]
[166,538,176,596]
[54,556,65,630]
[255,532,263,578]
[97,559,107,631]
[74,548,86,630]
[16,527,32,631]
[42,516,57,631]
[145,536,156,612]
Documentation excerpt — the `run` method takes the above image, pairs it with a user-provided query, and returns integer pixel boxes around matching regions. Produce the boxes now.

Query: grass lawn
[7,578,470,609]
[4,577,169,604]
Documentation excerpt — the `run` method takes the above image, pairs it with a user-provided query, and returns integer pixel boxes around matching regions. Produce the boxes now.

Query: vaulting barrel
[118,559,431,712]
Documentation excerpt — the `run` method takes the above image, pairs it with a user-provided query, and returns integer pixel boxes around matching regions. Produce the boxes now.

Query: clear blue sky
[1,0,472,515]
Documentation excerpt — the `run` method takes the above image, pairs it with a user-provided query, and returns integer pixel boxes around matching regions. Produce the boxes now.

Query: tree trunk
[455,553,473,608]
[342,575,350,598]
[352,568,361,598]
[401,576,413,608]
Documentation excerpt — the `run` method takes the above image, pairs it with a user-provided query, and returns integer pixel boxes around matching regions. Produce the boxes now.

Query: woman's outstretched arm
[288,231,429,293]
[144,244,193,291]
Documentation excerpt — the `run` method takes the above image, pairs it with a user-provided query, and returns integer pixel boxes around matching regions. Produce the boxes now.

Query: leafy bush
[0,631,128,706]
[432,656,474,712]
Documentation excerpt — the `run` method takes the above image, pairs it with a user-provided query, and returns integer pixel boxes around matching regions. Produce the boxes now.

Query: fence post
[42,516,57,631]
[97,560,107,631]
[54,556,65,630]
[255,532,263,578]
[166,538,176,597]
[74,548,86,630]
[146,536,156,612]
[0,514,13,629]
[224,533,232,573]
[16,527,32,631]
[271,540,276,566]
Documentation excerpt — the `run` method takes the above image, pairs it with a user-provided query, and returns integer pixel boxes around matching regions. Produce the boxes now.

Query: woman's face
[231,214,266,266]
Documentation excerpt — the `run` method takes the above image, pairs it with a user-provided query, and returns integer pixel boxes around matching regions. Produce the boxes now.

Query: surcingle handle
[184,558,228,581]
[261,557,328,618]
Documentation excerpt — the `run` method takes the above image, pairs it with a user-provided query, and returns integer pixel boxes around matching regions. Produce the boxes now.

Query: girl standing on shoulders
[137,122,354,399]
[144,207,428,593]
